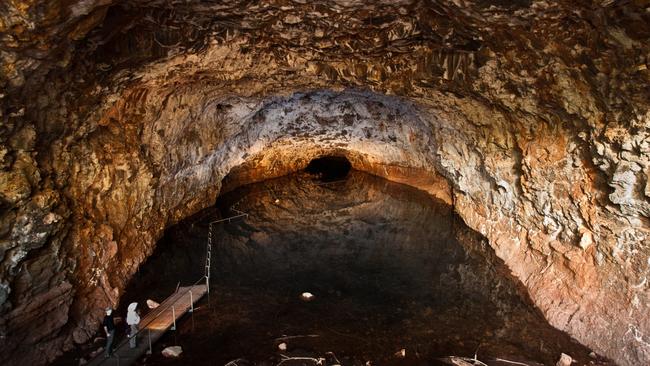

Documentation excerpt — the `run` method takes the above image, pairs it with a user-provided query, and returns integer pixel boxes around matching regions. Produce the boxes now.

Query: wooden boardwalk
[88,284,208,366]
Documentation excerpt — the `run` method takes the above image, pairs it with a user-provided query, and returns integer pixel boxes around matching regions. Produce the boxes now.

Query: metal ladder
[205,223,212,294]
[206,199,248,295]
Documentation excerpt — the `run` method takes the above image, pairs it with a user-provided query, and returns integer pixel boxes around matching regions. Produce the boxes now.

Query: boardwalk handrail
[92,275,207,365]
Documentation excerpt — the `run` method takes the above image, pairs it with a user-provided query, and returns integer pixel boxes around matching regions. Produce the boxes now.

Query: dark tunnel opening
[305,156,352,181]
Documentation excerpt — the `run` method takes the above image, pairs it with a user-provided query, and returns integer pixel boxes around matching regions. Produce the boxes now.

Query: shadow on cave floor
[57,170,612,366]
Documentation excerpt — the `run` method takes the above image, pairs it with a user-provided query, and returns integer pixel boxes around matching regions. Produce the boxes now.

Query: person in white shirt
[126,302,141,348]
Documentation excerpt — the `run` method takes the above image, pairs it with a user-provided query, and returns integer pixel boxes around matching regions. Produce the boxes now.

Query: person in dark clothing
[103,308,115,358]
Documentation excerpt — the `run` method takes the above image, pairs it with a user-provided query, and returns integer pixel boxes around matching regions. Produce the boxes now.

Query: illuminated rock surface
[0,1,649,365]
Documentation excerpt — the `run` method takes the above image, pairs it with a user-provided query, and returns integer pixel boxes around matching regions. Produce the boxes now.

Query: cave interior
[0,1,650,366]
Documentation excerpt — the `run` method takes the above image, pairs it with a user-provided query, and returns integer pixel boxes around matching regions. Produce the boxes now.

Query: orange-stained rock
[0,1,649,365]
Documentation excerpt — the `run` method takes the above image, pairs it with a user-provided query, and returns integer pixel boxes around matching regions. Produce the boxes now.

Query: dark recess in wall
[305,156,352,181]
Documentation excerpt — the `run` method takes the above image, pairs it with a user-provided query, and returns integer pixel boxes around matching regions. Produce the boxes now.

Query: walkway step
[87,284,208,366]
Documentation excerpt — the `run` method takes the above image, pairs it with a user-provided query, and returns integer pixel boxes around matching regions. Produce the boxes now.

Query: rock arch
[1,1,649,365]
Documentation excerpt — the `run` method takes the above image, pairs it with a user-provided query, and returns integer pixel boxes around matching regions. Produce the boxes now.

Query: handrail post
[206,275,211,306]
[172,305,176,331]
[189,290,194,313]
[148,328,152,355]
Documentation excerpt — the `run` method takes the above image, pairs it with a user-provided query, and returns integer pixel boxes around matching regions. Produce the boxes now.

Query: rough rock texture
[0,1,649,365]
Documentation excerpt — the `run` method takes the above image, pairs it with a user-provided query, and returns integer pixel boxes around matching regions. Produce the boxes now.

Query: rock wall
[0,1,649,365]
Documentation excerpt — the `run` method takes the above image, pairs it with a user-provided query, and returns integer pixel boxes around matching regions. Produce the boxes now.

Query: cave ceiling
[1,1,650,366]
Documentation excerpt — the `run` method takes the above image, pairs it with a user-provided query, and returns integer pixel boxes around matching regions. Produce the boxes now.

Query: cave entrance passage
[305,156,352,181]
[115,168,600,366]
